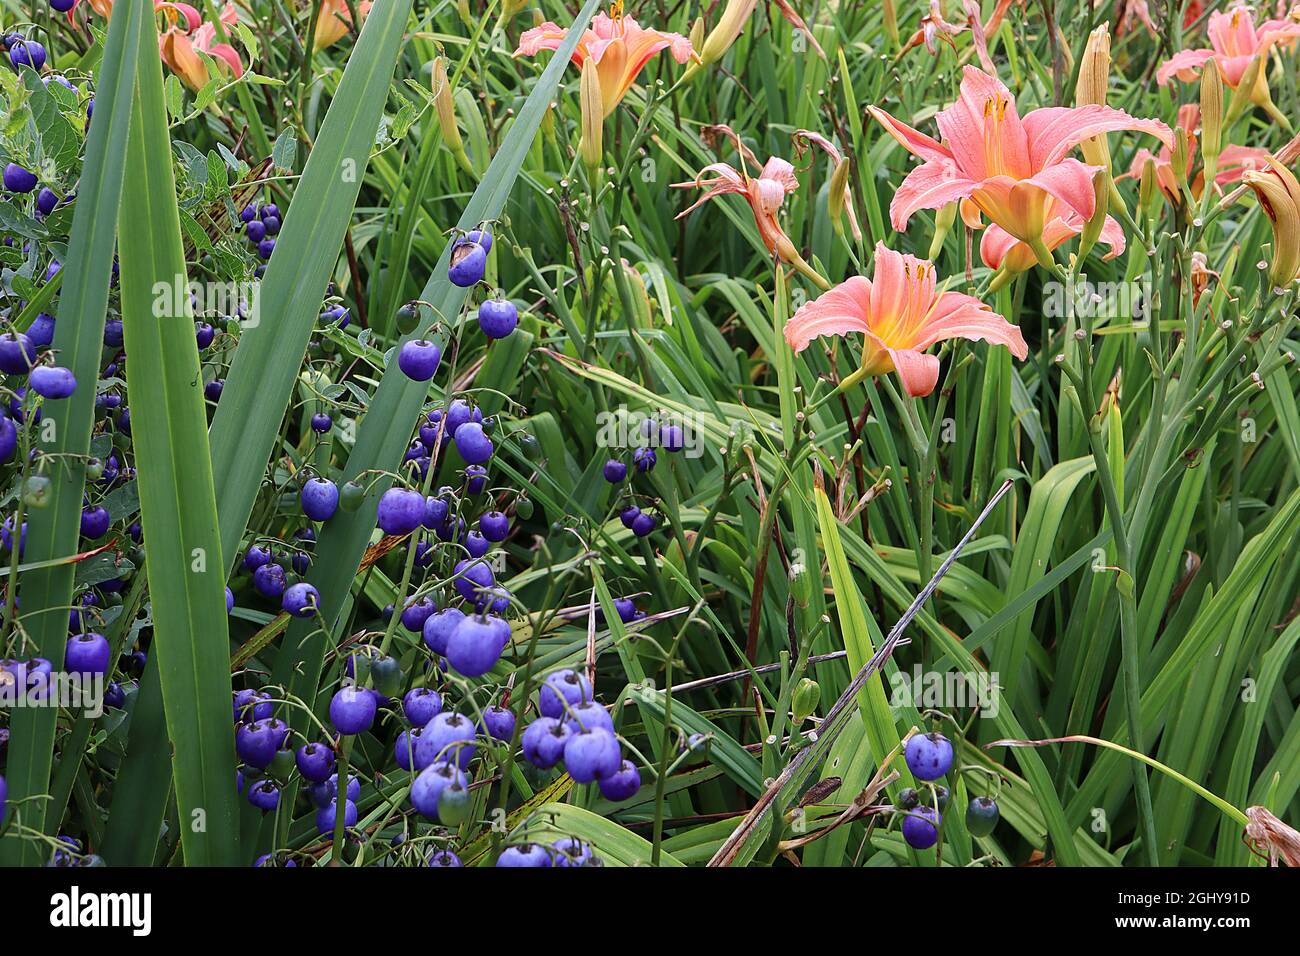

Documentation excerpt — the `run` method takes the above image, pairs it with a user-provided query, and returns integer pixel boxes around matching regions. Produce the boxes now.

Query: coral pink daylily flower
[159,2,243,92]
[515,8,693,118]
[868,66,1171,256]
[673,132,828,288]
[68,0,200,30]
[1156,4,1300,100]
[980,205,1126,275]
[784,243,1028,397]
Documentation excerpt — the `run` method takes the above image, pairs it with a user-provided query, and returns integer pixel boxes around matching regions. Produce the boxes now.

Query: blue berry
[564,727,621,782]
[403,687,443,726]
[481,704,516,741]
[36,187,59,216]
[301,477,339,521]
[28,313,55,348]
[410,761,467,820]
[79,506,109,539]
[0,333,36,374]
[236,718,288,769]
[282,582,320,618]
[446,614,506,677]
[233,689,272,723]
[901,806,941,849]
[422,607,464,655]
[597,760,641,801]
[64,633,109,675]
[477,298,518,339]
[603,459,627,482]
[195,322,215,349]
[521,717,571,769]
[252,563,286,599]
[539,668,592,718]
[10,40,47,70]
[565,700,614,736]
[631,512,657,537]
[415,712,477,769]
[247,779,280,811]
[428,849,462,867]
[479,510,509,541]
[310,412,332,433]
[633,446,657,472]
[295,742,336,783]
[496,844,551,867]
[315,799,357,835]
[244,545,271,570]
[377,487,425,535]
[552,837,596,867]
[397,339,441,381]
[451,557,495,602]
[3,163,37,193]
[246,220,266,242]
[453,422,493,464]
[330,685,378,735]
[448,238,487,287]
[904,732,953,781]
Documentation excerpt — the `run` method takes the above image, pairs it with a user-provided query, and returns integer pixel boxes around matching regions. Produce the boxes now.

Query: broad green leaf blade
[208,0,413,572]
[115,11,239,866]
[0,0,146,867]
[272,0,604,759]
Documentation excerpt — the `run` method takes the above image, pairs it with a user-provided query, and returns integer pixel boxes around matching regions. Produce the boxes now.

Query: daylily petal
[913,290,1028,359]
[1024,158,1102,223]
[1155,47,1214,85]
[935,65,1031,180]
[889,161,979,230]
[885,347,941,397]
[783,277,873,352]
[866,106,953,165]
[1023,104,1173,169]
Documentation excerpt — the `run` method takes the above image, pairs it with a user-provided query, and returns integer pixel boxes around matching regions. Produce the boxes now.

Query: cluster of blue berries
[238,202,280,261]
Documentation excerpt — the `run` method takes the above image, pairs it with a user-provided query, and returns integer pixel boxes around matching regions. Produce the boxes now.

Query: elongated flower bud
[699,0,758,68]
[1078,170,1109,262]
[1139,156,1160,218]
[1075,25,1112,169]
[579,57,604,172]
[1243,160,1300,289]
[432,57,463,153]
[1170,128,1190,193]
[828,158,851,237]
[882,0,899,49]
[1200,65,1223,170]
[689,16,705,52]
[928,200,956,260]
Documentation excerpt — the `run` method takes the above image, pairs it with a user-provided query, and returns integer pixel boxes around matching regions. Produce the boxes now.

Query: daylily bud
[432,58,463,153]
[1242,160,1300,288]
[690,0,757,77]
[504,0,529,15]
[579,56,604,172]
[1170,128,1190,193]
[828,158,851,237]
[433,57,475,176]
[1200,65,1223,170]
[1139,156,1160,217]
[792,678,821,724]
[689,16,705,52]
[928,200,957,260]
[1075,25,1112,169]
[882,0,899,49]
[1078,170,1109,262]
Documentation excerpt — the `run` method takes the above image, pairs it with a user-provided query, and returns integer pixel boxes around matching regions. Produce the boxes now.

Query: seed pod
[792,678,820,724]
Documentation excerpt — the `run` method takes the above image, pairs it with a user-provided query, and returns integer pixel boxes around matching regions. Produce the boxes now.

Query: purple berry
[496,844,551,867]
[904,732,953,782]
[564,727,622,782]
[445,614,505,677]
[597,760,641,801]
[3,163,37,193]
[477,298,518,339]
[422,607,464,656]
[295,742,336,783]
[521,717,571,769]
[902,806,941,849]
[30,366,78,399]
[403,687,443,726]
[301,477,339,521]
[415,712,476,770]
[448,238,487,287]
[330,685,378,735]
[453,422,493,465]
[64,633,109,675]
[539,668,592,719]
[282,582,320,618]
[397,339,442,381]
[377,487,425,535]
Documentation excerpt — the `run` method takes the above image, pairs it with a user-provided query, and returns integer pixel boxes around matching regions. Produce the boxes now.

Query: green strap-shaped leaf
[115,9,239,866]
[208,0,413,573]
[271,0,604,776]
[0,0,146,867]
